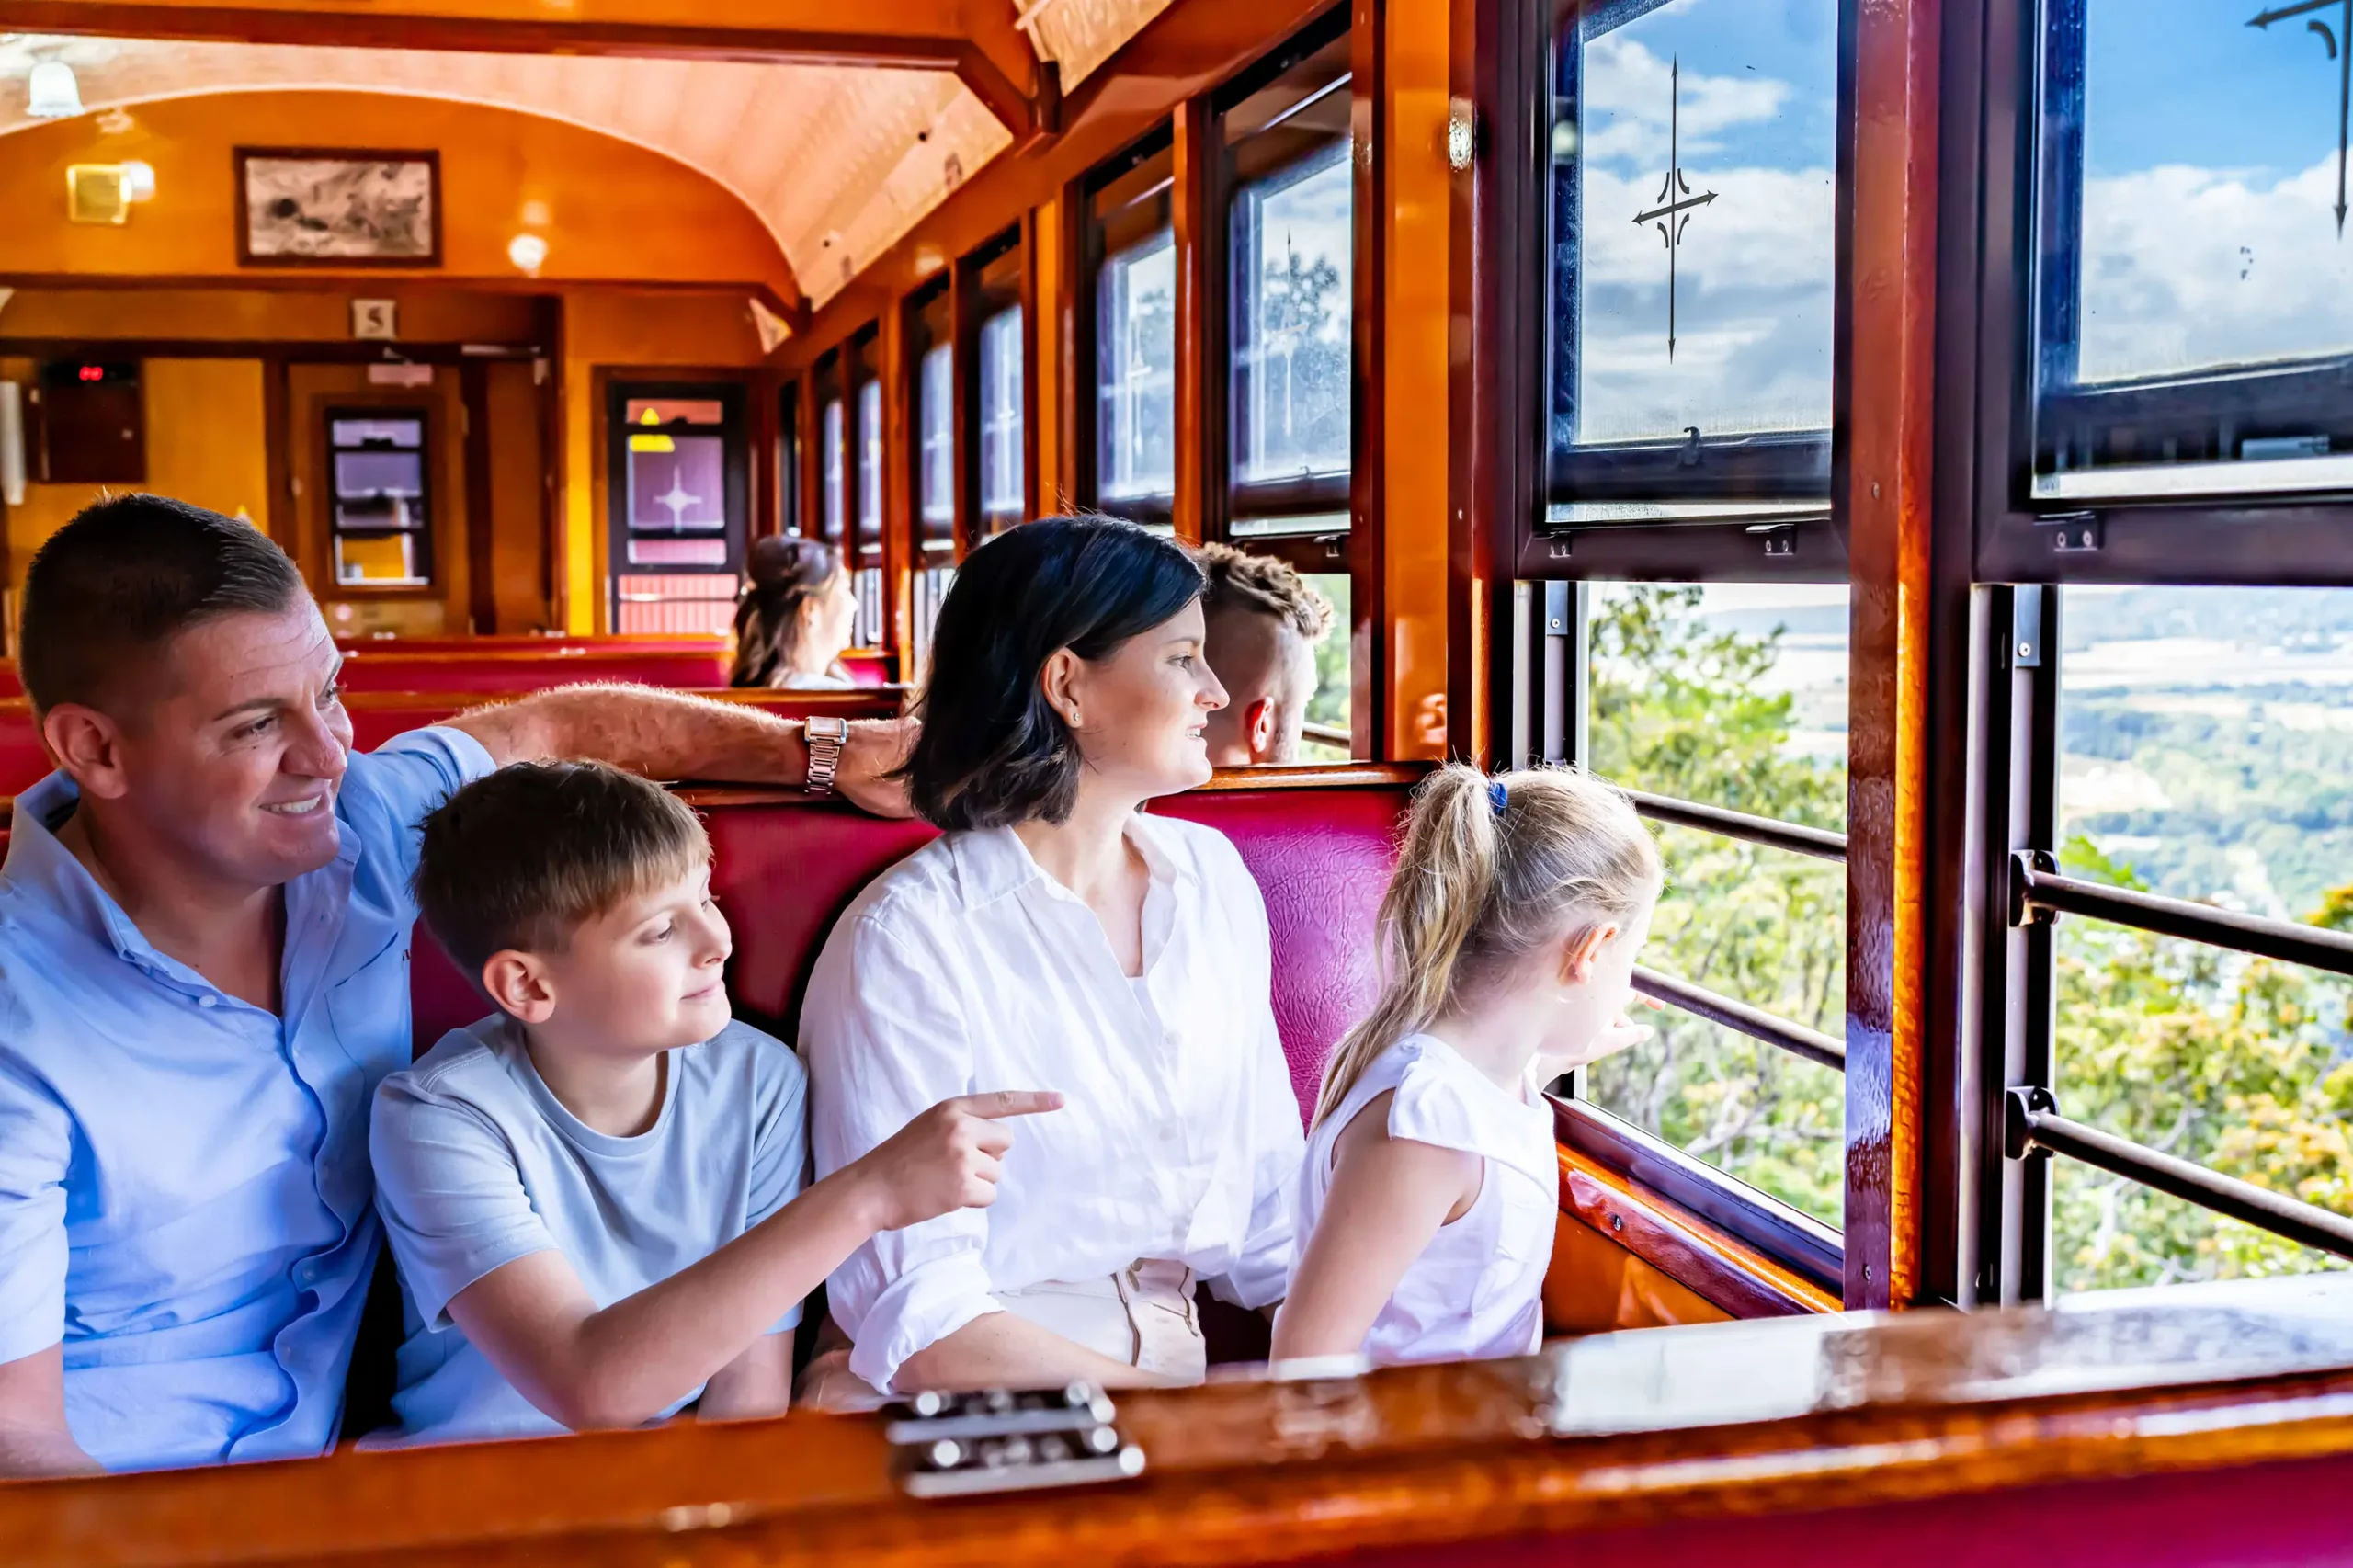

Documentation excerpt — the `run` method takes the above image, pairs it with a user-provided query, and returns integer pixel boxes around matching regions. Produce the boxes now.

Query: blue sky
[2086,0,2353,179]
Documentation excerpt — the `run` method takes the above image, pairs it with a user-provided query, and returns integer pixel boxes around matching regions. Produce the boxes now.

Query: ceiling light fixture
[26,59,82,119]
[507,233,549,276]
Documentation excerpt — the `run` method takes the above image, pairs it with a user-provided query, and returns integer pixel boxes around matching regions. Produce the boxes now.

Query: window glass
[2051,585,2353,1290]
[1090,141,1176,511]
[856,377,882,553]
[1228,28,1353,490]
[1301,570,1351,759]
[779,383,801,537]
[1097,230,1176,504]
[918,342,953,542]
[1582,581,1849,1226]
[980,305,1025,525]
[1547,0,1836,517]
[2031,0,2353,500]
[821,396,845,542]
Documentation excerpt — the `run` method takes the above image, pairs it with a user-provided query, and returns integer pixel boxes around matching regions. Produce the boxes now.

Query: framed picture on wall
[235,148,442,267]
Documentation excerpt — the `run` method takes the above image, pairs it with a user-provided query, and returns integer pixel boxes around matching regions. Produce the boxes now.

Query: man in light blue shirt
[0,495,907,1475]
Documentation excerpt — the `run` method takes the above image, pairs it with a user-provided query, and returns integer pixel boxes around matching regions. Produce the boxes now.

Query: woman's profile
[798,516,1305,1406]
[730,535,859,690]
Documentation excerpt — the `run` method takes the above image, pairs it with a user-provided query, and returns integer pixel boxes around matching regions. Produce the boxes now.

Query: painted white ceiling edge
[0,39,1011,308]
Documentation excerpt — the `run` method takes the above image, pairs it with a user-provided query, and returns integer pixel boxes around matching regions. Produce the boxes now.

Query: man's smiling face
[109,600,356,892]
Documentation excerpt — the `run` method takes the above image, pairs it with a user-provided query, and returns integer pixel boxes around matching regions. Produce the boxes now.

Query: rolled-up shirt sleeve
[0,1050,71,1366]
[801,915,1002,1394]
[1205,865,1305,1310]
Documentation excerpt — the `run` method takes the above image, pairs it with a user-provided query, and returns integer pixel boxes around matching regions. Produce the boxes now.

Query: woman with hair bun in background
[730,536,860,690]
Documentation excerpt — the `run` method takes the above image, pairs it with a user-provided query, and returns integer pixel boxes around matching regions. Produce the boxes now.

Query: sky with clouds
[1562,0,2353,443]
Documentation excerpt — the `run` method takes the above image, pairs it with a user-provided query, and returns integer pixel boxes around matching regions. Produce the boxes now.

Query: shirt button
[199,994,219,1009]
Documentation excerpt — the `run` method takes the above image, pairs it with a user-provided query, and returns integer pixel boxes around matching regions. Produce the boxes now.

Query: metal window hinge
[2005,1085,2058,1161]
[886,1383,1145,1499]
[2007,848,2059,927]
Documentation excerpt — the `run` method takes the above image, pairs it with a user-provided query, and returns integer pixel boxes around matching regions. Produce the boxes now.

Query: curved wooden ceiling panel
[0,0,1172,312]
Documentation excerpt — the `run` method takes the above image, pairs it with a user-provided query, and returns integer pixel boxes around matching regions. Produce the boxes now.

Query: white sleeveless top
[1297,1033,1559,1365]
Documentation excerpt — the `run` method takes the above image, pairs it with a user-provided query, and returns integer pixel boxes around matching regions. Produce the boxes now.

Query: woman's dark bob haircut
[905,516,1203,831]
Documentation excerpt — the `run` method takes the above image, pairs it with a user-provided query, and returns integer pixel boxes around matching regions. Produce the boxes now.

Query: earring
[1066,709,1082,727]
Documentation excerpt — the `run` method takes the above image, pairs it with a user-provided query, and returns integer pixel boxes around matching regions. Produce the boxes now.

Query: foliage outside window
[1583,585,1848,1225]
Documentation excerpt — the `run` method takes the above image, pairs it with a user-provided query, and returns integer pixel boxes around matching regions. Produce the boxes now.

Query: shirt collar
[948,811,1195,912]
[2,768,359,978]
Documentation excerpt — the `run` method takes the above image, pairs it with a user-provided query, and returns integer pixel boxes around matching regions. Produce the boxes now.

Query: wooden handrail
[2,1277,2350,1565]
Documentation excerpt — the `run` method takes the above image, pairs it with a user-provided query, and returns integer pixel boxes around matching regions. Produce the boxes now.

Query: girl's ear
[1557,923,1620,986]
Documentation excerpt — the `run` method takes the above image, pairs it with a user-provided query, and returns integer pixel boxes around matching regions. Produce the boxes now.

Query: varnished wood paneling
[1838,0,1942,1310]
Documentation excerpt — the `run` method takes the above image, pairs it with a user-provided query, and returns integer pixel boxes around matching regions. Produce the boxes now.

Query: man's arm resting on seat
[0,1346,99,1477]
[447,684,914,816]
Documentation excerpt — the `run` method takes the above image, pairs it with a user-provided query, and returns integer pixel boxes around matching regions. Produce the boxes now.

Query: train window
[2029,0,2353,503]
[913,281,955,672]
[2037,584,2353,1291]
[970,227,1028,536]
[1580,580,1850,1229]
[779,380,802,538]
[1088,132,1177,523]
[979,307,1025,528]
[849,329,885,649]
[817,351,846,546]
[604,384,747,634]
[1224,16,1352,539]
[1545,0,1835,524]
[325,411,432,587]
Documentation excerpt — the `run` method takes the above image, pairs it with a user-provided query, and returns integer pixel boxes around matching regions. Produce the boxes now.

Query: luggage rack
[884,1382,1147,1499]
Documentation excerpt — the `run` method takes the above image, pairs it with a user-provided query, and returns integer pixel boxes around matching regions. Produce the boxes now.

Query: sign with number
[350,300,398,341]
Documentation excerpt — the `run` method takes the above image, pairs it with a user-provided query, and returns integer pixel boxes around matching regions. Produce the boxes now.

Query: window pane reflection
[1232,127,1351,484]
[980,305,1025,524]
[918,343,953,540]
[1552,0,1836,448]
[1097,231,1176,504]
[821,397,845,541]
[856,379,882,551]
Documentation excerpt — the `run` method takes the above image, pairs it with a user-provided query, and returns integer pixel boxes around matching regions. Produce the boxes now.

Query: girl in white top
[1273,764,1664,1368]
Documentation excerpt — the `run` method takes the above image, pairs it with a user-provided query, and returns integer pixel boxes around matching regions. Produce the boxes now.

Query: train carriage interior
[3,0,2353,1562]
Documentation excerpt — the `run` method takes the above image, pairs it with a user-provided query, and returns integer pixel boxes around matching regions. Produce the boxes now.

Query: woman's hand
[835,717,919,818]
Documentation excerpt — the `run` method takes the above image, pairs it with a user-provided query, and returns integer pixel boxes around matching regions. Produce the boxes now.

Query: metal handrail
[1302,722,1351,748]
[1622,789,1848,863]
[2011,854,2353,978]
[1633,965,1847,1073]
[2005,1087,2353,1262]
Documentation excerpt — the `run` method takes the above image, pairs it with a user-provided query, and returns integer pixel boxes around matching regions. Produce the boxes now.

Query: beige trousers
[798,1259,1205,1413]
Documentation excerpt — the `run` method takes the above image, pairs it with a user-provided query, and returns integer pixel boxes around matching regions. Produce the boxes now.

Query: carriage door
[606,381,748,635]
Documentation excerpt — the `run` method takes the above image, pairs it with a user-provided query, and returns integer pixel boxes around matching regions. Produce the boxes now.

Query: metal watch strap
[804,716,849,797]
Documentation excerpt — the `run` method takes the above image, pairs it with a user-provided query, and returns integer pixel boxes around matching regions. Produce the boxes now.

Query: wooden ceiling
[0,0,1174,312]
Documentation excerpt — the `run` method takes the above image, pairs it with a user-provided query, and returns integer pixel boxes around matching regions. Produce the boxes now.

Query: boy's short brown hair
[415,761,710,976]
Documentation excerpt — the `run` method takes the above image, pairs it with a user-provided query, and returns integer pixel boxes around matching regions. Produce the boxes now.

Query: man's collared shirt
[0,727,494,1471]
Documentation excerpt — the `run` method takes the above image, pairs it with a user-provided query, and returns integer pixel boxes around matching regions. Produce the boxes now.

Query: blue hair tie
[1489,779,1508,815]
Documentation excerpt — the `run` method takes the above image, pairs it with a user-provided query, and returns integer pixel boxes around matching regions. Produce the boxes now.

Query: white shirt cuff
[844,1255,1006,1394]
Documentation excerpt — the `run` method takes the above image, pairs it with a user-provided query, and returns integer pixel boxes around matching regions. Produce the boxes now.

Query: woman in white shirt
[1273,764,1662,1368]
[800,517,1305,1404]
[730,536,861,690]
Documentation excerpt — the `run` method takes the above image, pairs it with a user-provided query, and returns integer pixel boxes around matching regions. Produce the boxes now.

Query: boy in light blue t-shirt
[369,761,1060,1446]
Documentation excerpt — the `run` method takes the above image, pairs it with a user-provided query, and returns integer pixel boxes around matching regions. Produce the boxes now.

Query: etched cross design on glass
[2250,0,2353,234]
[1631,55,1719,361]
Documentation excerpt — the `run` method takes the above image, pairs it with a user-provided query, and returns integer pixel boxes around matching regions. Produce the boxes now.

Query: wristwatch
[804,715,850,797]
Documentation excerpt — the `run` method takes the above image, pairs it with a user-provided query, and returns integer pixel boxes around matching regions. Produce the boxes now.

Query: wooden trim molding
[3,1278,2352,1566]
[1555,1145,1841,1320]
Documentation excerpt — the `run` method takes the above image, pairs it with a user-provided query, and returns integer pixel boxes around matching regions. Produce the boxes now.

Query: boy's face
[522,861,734,1056]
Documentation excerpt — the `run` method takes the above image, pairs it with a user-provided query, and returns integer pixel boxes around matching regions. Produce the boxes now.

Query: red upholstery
[336,649,732,693]
[0,664,19,699]
[412,782,1407,1124]
[0,720,46,801]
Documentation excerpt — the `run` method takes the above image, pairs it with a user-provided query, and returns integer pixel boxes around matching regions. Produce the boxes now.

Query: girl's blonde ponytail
[1312,762,1663,1128]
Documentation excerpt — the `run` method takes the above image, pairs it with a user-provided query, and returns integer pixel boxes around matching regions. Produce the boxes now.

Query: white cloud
[2076,153,2353,381]
[1578,36,1791,171]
